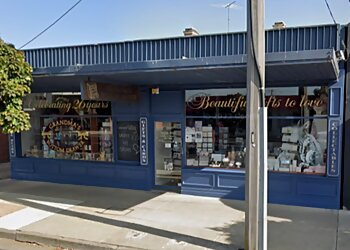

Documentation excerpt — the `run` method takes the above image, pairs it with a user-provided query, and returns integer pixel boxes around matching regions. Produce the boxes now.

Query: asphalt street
[0,238,62,250]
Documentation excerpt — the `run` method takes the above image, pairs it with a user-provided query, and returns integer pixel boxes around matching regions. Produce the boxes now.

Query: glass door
[154,121,182,187]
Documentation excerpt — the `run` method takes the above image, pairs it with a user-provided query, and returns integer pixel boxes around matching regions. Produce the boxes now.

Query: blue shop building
[10,23,350,209]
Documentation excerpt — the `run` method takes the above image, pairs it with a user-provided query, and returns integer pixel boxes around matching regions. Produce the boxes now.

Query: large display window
[186,118,246,168]
[185,86,328,175]
[21,93,114,162]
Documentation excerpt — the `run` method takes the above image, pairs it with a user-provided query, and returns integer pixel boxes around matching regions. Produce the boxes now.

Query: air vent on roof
[272,22,286,29]
[183,27,199,36]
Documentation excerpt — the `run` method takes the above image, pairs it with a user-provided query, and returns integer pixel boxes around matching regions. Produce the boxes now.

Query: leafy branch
[0,39,32,134]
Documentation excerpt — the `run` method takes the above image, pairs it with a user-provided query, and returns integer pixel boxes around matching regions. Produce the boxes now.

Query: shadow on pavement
[217,197,339,250]
[0,179,161,211]
[0,180,242,249]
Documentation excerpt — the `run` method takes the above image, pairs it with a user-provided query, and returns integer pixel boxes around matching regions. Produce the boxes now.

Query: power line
[324,0,337,25]
[19,0,83,49]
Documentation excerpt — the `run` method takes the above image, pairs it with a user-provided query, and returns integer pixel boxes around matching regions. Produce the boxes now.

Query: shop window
[186,118,246,169]
[185,86,328,175]
[21,93,114,162]
[267,118,327,174]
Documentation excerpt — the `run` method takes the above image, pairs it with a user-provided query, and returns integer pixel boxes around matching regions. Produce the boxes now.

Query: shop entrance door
[154,121,182,187]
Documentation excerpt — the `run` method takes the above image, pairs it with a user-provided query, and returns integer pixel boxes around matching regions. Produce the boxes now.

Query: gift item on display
[164,159,174,171]
[268,119,327,175]
[185,118,246,169]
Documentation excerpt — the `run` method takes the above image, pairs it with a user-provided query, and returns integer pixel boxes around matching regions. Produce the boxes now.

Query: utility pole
[225,1,236,32]
[245,0,267,249]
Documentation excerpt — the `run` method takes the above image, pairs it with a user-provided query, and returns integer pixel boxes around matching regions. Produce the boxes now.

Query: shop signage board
[328,119,340,177]
[186,93,327,114]
[9,134,16,158]
[117,121,140,161]
[140,117,148,165]
[25,97,109,113]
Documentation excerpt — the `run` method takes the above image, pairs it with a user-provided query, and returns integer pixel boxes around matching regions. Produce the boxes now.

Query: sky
[0,0,349,49]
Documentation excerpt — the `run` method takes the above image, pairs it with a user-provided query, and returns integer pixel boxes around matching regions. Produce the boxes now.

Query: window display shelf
[184,166,327,176]
[156,169,181,176]
[269,170,326,176]
[185,165,244,170]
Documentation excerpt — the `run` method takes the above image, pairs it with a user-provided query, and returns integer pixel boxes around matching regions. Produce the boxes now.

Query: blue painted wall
[181,169,340,209]
[11,157,151,190]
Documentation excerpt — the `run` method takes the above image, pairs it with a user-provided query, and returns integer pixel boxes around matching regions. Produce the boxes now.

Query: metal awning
[30,49,339,92]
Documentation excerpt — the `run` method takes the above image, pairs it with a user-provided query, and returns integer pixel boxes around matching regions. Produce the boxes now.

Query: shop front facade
[10,23,348,209]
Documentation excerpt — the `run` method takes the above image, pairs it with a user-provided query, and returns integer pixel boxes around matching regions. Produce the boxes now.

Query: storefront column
[342,23,350,209]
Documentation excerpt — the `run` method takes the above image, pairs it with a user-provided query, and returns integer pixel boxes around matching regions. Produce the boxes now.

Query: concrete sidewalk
[0,163,10,180]
[0,179,349,250]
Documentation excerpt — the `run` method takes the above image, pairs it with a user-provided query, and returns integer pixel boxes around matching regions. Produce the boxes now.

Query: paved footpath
[0,179,349,250]
[0,163,9,180]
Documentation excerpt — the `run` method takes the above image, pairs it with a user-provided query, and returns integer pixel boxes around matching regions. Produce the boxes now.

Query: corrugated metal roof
[23,24,340,69]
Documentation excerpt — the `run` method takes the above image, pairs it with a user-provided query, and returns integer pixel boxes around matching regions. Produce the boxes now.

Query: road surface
[0,238,65,250]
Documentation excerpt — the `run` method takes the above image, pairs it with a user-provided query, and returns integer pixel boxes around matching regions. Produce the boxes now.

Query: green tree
[0,39,32,134]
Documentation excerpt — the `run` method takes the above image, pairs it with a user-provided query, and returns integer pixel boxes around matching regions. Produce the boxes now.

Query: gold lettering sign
[26,97,109,113]
[187,94,325,113]
[41,119,88,153]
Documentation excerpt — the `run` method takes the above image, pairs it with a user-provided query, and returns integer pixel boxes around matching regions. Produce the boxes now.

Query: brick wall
[0,132,9,163]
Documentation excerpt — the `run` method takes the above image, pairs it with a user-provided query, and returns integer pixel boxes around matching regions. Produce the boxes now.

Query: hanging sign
[327,119,340,177]
[81,81,139,102]
[140,117,148,165]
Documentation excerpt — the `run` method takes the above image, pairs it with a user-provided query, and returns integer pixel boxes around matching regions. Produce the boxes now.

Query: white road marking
[0,195,81,230]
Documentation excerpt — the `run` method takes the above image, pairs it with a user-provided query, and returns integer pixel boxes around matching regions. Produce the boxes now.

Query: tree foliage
[0,39,32,134]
